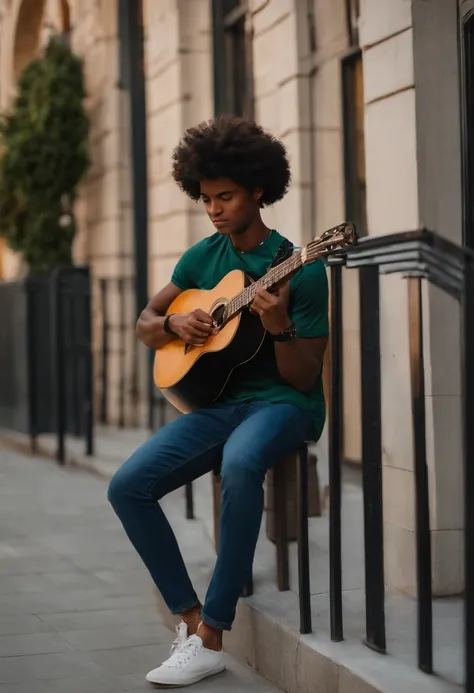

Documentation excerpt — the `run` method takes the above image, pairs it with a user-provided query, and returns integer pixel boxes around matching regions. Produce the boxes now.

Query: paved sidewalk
[0,444,281,693]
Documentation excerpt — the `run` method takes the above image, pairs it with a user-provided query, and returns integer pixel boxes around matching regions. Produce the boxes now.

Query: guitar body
[154,269,265,413]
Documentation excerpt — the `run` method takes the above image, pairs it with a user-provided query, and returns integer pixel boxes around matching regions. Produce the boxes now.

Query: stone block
[145,1,180,70]
[148,101,184,163]
[363,28,414,104]
[190,209,213,244]
[342,268,360,334]
[0,632,74,658]
[146,58,181,115]
[431,529,464,596]
[312,57,343,130]
[364,89,419,236]
[315,138,345,232]
[359,0,412,49]
[253,12,298,95]
[149,256,182,294]
[149,177,189,220]
[281,129,311,187]
[314,0,348,51]
[89,219,121,258]
[274,185,311,247]
[425,394,463,532]
[339,667,382,693]
[149,215,189,257]
[295,639,339,693]
[379,274,413,472]
[251,0,294,38]
[384,521,417,595]
[277,75,310,134]
[342,329,362,464]
[58,622,170,652]
[179,0,212,54]
[255,90,279,133]
[247,609,299,693]
[382,466,416,532]
[181,53,213,126]
[424,284,462,398]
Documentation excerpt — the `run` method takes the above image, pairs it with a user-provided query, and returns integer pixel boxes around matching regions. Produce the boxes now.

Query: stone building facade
[0,0,468,597]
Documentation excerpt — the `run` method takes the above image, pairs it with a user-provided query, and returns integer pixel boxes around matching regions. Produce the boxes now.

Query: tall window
[212,0,254,118]
[341,0,367,234]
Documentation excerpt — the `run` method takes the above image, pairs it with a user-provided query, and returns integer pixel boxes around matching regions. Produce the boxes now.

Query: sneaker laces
[170,621,188,655]
[165,635,202,669]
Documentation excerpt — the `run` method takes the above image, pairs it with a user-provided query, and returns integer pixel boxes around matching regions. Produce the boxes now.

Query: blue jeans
[107,400,314,631]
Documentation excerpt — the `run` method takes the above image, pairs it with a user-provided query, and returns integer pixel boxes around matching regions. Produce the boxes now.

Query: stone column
[361,0,464,595]
[145,0,213,296]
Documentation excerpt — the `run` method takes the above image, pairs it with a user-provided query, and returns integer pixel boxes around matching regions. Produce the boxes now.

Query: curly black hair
[171,115,291,207]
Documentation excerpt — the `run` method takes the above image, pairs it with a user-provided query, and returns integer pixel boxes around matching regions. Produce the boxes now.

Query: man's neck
[230,220,272,252]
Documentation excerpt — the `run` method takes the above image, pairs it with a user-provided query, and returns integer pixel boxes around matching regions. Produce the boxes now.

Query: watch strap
[271,323,297,342]
[164,313,178,336]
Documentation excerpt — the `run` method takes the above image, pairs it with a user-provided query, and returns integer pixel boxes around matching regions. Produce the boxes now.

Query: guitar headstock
[302,222,356,265]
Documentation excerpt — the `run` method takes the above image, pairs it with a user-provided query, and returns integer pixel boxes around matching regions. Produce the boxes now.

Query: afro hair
[171,115,291,207]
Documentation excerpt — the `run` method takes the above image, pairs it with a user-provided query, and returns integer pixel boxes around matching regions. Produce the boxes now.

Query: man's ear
[254,188,263,203]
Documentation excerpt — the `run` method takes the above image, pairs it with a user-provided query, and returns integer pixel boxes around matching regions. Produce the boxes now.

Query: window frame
[211,0,254,118]
[341,47,367,236]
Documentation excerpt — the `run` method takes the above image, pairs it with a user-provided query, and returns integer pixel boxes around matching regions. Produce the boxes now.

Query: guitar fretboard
[222,251,303,323]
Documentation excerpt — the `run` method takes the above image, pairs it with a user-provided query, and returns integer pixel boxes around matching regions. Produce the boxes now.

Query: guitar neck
[223,250,303,322]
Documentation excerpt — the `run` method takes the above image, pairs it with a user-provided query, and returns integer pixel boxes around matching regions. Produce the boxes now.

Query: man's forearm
[274,338,322,393]
[136,307,175,349]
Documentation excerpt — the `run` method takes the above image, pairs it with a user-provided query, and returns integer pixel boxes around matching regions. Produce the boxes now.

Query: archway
[12,0,46,78]
[60,0,70,33]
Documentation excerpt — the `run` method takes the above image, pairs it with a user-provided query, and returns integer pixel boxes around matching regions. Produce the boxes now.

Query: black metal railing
[96,275,167,431]
[327,228,473,690]
[0,267,93,463]
[97,276,138,427]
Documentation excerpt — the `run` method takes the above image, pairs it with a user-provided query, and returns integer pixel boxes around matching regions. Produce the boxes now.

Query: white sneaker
[170,621,189,655]
[145,634,226,687]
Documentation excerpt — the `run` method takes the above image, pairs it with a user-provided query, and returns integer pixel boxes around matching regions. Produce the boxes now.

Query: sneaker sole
[146,664,226,688]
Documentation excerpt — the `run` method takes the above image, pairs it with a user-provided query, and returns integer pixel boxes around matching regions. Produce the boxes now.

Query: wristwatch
[270,323,297,342]
[164,313,178,337]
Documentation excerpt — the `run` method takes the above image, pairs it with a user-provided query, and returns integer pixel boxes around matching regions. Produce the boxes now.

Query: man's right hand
[169,309,218,346]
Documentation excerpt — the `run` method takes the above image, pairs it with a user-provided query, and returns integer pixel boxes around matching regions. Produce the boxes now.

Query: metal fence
[95,275,167,431]
[0,267,93,463]
[327,229,473,691]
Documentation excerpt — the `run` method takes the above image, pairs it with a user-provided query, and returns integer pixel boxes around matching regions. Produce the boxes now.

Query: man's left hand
[250,282,292,335]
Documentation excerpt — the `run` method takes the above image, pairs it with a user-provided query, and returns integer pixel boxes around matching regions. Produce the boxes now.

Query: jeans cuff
[170,598,201,615]
[200,611,233,631]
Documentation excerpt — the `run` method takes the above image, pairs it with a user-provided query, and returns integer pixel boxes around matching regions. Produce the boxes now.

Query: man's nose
[210,200,223,217]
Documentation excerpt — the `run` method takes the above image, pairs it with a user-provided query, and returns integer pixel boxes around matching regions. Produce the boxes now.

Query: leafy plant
[0,34,90,273]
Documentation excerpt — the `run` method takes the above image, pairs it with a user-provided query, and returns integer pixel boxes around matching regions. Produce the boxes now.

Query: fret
[223,250,304,323]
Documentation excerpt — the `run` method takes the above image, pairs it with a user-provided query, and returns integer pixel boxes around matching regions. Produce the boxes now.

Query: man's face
[200,177,261,236]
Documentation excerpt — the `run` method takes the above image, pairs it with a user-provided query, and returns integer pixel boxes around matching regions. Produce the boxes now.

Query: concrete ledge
[155,547,461,693]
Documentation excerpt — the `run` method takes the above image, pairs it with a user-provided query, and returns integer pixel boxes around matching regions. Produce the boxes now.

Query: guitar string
[222,251,303,323]
[221,235,343,323]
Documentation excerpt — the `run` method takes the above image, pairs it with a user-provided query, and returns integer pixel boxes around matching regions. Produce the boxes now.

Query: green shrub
[0,34,90,274]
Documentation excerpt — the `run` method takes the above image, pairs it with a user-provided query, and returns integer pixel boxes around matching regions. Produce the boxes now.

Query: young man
[108,115,329,687]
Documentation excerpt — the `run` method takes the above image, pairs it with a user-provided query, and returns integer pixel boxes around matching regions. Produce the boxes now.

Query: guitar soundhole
[210,299,228,328]
[212,304,226,326]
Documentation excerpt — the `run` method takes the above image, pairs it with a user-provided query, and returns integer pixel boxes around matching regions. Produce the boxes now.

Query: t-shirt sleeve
[170,247,198,290]
[289,259,329,338]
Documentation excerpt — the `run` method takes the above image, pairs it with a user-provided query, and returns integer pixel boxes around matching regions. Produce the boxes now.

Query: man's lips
[213,220,228,227]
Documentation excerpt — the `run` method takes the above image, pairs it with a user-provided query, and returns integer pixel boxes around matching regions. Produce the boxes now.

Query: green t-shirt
[171,230,329,440]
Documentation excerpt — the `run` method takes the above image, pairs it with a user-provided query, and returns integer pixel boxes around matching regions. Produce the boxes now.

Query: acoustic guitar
[154,223,355,413]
